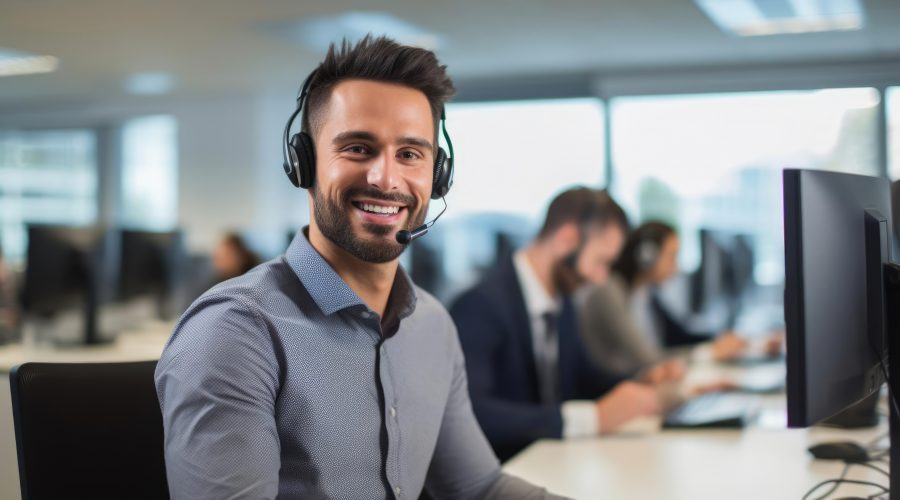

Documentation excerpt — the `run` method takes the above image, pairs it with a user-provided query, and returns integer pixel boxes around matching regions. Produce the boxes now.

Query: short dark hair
[537,187,629,240]
[612,221,677,289]
[302,35,456,144]
[221,232,261,277]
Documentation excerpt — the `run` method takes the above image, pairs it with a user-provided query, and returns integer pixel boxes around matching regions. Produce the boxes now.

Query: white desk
[504,366,889,500]
[0,323,173,500]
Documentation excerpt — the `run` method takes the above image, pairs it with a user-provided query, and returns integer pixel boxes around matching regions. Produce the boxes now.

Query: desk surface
[504,365,888,500]
[0,321,173,372]
[504,424,886,499]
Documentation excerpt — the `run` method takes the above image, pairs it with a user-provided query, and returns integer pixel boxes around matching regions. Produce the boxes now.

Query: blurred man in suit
[451,187,679,461]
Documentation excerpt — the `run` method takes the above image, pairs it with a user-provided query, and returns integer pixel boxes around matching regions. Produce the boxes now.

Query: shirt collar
[513,250,559,319]
[285,227,417,319]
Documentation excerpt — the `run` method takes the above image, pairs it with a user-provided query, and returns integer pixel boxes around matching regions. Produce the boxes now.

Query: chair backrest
[9,360,169,500]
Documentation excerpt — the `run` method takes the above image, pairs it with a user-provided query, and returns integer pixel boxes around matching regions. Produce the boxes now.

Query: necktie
[538,311,559,404]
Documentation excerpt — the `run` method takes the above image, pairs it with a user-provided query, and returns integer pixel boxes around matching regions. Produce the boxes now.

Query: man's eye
[399,150,422,160]
[346,145,369,155]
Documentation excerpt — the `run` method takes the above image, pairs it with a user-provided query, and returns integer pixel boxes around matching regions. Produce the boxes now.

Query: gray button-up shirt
[155,230,559,499]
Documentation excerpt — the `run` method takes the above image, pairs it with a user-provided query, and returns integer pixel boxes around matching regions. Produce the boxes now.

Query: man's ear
[553,222,581,256]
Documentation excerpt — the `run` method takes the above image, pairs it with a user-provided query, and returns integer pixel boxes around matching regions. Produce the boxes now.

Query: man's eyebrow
[398,136,433,150]
[332,131,434,151]
[332,130,378,144]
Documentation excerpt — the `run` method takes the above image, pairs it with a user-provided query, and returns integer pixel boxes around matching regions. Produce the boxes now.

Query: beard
[312,184,427,264]
[552,251,584,295]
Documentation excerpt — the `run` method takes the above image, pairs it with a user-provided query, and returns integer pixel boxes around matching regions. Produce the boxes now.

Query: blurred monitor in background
[891,180,900,252]
[20,224,111,345]
[408,239,443,297]
[690,229,756,329]
[432,213,535,303]
[0,242,18,343]
[117,229,186,321]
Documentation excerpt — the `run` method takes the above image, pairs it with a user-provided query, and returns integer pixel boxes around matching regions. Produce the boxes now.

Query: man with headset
[450,187,681,461]
[155,36,559,499]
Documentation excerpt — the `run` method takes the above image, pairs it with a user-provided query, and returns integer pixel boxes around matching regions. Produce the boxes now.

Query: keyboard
[732,367,786,394]
[662,392,760,429]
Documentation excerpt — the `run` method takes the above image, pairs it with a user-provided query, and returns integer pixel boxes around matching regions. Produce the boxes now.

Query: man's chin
[359,221,398,238]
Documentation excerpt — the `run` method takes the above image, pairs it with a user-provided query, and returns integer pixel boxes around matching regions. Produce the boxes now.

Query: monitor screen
[21,225,108,344]
[691,229,755,317]
[117,229,185,319]
[783,168,891,427]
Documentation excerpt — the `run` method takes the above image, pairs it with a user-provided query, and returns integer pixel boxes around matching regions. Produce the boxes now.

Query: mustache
[343,186,417,208]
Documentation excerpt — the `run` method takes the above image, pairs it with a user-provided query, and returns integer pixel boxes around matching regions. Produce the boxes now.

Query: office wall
[0,90,310,255]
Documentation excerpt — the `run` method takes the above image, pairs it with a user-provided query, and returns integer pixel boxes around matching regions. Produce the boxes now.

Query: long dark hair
[612,221,677,290]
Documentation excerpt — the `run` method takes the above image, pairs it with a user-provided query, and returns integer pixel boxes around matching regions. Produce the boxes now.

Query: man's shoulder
[162,257,299,357]
[201,257,295,307]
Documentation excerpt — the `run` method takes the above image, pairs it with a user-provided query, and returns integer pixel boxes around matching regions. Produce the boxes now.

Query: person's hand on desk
[595,381,662,433]
[711,331,749,361]
[641,358,687,385]
[764,330,784,357]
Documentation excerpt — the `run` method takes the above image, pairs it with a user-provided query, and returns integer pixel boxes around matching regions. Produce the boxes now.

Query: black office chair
[9,361,169,500]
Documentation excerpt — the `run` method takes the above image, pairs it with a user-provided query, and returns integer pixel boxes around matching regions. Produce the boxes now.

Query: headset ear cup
[431,147,452,199]
[637,240,660,271]
[285,134,304,187]
[294,132,316,189]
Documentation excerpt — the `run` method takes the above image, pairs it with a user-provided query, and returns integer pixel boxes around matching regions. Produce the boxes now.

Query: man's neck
[523,242,558,298]
[307,225,397,318]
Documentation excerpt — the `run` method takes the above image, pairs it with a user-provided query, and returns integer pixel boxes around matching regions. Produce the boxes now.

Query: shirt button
[394,486,401,496]
[390,407,397,418]
[361,311,372,319]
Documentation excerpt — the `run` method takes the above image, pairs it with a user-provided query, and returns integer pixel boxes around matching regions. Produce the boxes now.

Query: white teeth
[360,203,400,215]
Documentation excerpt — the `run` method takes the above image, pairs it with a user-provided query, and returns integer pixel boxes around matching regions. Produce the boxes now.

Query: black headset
[636,239,661,271]
[282,69,455,200]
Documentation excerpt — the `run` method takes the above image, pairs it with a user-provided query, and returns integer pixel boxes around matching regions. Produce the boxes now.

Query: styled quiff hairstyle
[301,35,456,144]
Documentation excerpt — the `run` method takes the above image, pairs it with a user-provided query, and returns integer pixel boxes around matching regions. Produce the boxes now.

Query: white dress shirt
[513,251,599,437]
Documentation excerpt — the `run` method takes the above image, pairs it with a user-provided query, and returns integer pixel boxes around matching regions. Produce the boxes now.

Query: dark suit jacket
[449,257,624,461]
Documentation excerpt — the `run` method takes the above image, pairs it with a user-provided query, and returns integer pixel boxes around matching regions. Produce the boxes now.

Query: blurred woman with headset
[575,221,753,376]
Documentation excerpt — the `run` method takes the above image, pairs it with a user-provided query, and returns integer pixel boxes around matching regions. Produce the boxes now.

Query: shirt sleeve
[154,293,282,500]
[424,321,567,500]
[561,400,600,438]
[579,282,660,375]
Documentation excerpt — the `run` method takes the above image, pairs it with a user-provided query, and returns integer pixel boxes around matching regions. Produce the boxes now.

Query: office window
[120,115,178,230]
[889,87,900,180]
[416,98,606,299]
[610,88,879,286]
[0,129,97,263]
[444,98,606,221]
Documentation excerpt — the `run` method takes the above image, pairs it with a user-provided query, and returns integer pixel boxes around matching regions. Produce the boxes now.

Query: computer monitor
[891,179,900,251]
[784,168,891,426]
[690,229,755,324]
[783,168,900,490]
[117,229,185,320]
[20,225,109,345]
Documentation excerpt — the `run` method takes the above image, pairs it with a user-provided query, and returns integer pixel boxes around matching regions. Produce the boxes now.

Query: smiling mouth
[351,201,405,217]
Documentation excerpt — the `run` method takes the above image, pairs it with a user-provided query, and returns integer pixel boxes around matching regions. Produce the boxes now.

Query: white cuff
[561,400,599,438]
[691,343,715,363]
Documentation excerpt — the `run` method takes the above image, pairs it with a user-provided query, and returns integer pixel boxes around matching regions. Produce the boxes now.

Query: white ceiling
[2,0,900,110]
